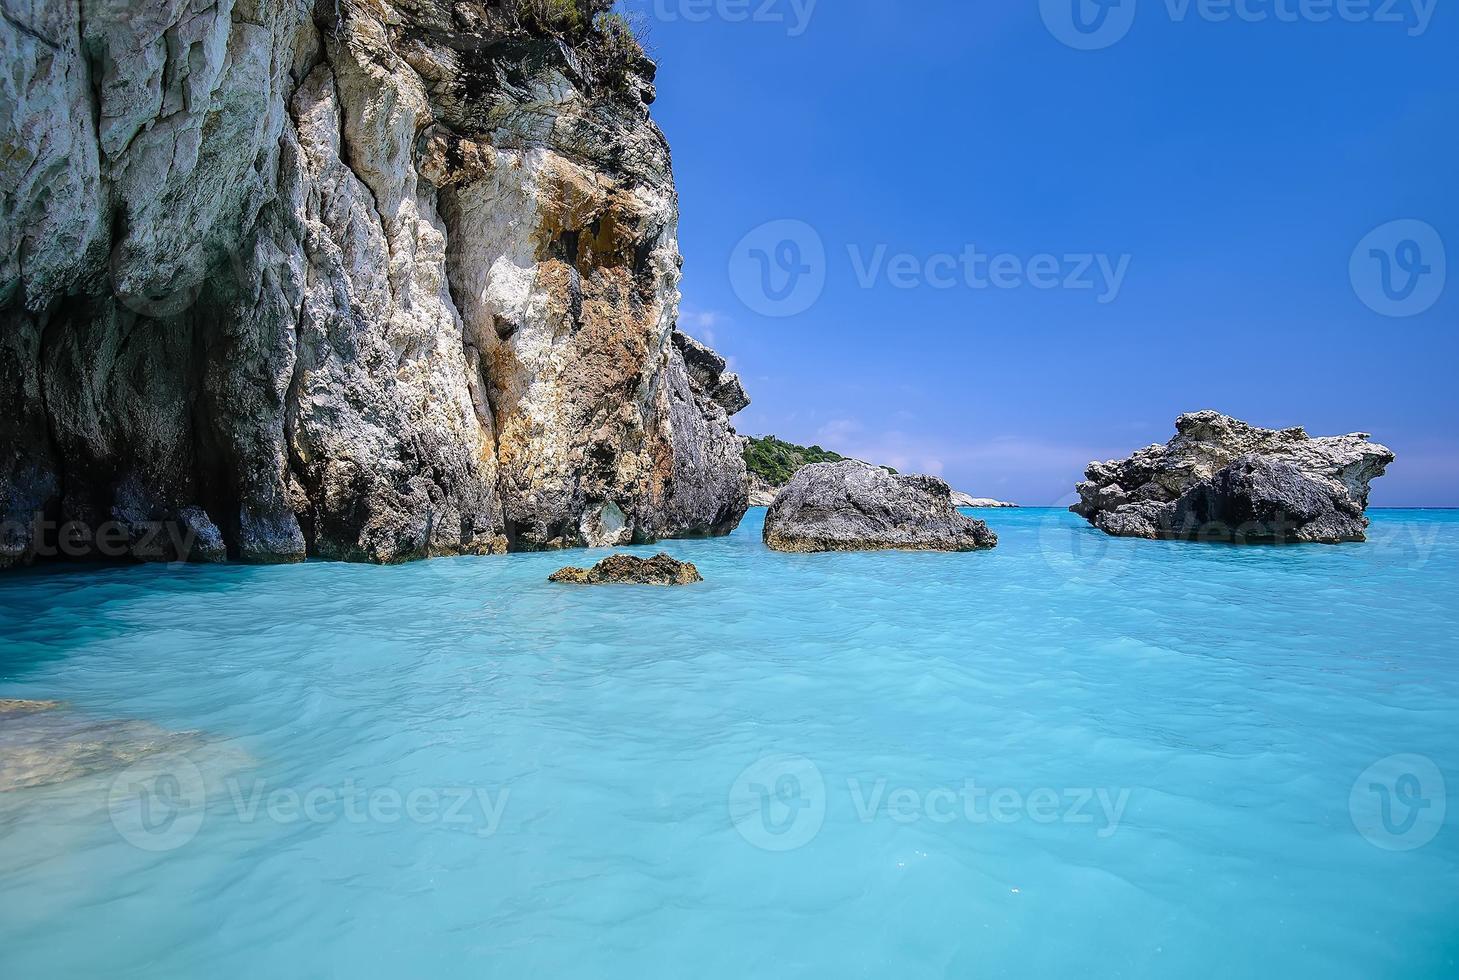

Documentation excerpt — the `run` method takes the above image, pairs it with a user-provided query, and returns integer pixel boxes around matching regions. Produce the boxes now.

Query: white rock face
[0,1,748,567]
[949,491,1019,509]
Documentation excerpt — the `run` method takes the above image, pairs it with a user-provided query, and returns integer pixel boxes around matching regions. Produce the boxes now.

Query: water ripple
[0,510,1456,977]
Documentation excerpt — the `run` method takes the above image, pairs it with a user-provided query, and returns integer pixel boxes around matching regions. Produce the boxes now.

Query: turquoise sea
[1,508,1455,978]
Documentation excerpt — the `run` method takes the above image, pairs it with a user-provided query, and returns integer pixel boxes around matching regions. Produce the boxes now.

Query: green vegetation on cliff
[510,0,611,36]
[507,1,647,84]
[744,436,846,487]
[744,435,892,487]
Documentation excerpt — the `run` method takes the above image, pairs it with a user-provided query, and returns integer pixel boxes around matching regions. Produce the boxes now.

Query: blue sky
[623,0,1457,505]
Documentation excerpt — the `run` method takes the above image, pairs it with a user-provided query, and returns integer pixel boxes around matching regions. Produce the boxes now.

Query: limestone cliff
[0,0,748,567]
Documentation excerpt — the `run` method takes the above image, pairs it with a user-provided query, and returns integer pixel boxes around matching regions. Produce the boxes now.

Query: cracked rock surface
[1072,411,1394,544]
[763,460,999,553]
[1,1,747,568]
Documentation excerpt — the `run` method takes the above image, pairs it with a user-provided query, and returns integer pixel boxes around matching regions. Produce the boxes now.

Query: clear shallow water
[1,508,1456,979]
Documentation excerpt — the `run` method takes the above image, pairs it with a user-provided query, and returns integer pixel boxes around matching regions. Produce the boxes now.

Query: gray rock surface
[0,2,747,569]
[1072,411,1394,543]
[549,552,702,585]
[764,460,999,553]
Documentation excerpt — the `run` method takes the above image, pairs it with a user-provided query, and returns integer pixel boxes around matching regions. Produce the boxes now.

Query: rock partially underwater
[550,552,703,585]
[1072,411,1394,544]
[0,701,204,793]
[764,460,999,553]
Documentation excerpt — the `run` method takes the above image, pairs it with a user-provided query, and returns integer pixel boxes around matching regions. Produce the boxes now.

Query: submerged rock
[550,553,704,586]
[0,701,204,792]
[0,700,64,717]
[1072,411,1394,543]
[764,461,999,553]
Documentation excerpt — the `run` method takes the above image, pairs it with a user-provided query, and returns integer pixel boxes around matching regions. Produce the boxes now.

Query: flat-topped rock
[950,492,1019,509]
[764,460,998,553]
[550,553,704,586]
[1072,411,1395,543]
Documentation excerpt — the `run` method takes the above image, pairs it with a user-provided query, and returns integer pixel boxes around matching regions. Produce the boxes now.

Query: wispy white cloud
[816,418,863,445]
[678,303,729,346]
[815,419,946,477]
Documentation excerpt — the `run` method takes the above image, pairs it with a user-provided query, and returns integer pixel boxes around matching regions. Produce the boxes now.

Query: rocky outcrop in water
[764,460,999,553]
[549,552,702,585]
[1072,411,1394,543]
[0,1,747,569]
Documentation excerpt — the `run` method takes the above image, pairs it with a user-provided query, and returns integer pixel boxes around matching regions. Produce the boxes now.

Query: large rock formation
[0,0,747,569]
[764,460,999,553]
[1072,412,1394,543]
